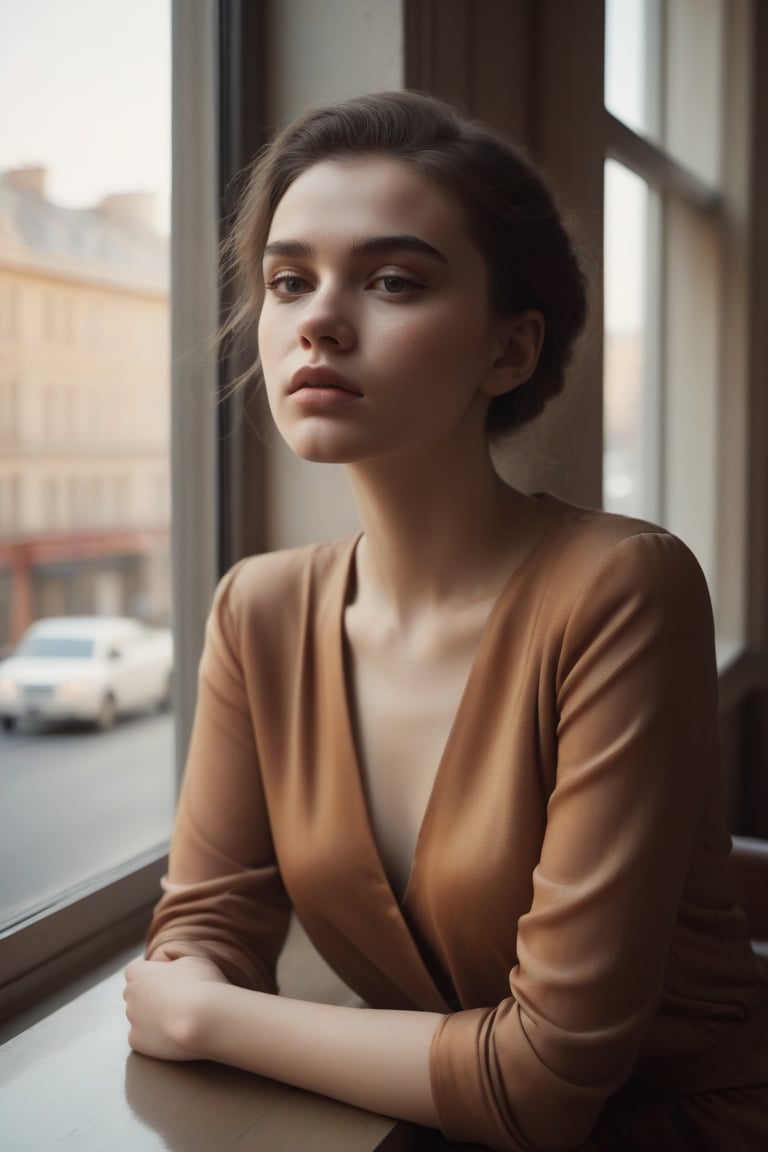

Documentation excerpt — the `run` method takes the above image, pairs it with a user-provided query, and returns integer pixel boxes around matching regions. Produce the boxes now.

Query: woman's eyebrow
[262,235,448,263]
[351,234,449,263]
[263,239,313,259]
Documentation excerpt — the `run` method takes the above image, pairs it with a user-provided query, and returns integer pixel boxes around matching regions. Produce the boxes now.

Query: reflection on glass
[0,0,174,930]
[603,161,650,518]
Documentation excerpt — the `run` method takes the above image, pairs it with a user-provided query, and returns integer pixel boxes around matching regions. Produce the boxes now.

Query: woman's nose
[297,290,356,352]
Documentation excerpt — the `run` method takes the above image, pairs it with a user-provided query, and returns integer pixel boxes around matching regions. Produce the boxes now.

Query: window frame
[602,0,750,659]
[602,0,768,832]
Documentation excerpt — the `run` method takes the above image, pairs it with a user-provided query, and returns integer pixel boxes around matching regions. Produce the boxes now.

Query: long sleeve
[145,560,292,991]
[430,531,720,1151]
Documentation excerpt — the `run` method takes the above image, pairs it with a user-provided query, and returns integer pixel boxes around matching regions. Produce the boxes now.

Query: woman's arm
[128,554,442,1127]
[430,531,722,1150]
[142,560,292,988]
[123,954,442,1127]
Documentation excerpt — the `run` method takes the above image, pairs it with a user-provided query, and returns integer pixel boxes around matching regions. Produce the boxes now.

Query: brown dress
[146,494,768,1152]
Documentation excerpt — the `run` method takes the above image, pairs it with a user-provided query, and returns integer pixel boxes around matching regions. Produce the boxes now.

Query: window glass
[604,0,661,139]
[0,0,174,930]
[603,160,655,518]
[606,0,723,188]
[603,1,729,639]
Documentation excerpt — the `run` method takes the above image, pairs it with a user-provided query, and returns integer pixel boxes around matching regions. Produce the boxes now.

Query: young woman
[123,91,768,1151]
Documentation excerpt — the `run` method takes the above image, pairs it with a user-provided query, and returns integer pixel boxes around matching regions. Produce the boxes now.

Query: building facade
[0,168,170,650]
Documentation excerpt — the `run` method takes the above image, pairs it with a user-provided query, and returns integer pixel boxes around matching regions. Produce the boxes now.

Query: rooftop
[0,168,168,291]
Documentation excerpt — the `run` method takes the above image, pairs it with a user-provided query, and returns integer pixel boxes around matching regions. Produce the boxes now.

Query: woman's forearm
[191,983,443,1128]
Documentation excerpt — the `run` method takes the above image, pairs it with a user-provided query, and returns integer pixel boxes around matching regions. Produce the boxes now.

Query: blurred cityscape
[0,167,170,652]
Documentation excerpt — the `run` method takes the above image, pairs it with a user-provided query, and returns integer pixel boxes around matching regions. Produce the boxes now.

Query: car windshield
[15,637,96,660]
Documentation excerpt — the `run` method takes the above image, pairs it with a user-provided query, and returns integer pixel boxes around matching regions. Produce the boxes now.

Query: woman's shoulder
[523,495,718,697]
[531,492,710,611]
[209,533,359,628]
[536,492,699,561]
[536,491,674,547]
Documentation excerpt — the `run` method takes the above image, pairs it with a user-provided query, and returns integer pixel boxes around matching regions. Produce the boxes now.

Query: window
[0,0,175,1019]
[603,0,746,652]
[603,160,656,519]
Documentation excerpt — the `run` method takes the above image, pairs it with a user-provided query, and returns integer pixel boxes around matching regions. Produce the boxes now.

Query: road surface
[0,711,175,929]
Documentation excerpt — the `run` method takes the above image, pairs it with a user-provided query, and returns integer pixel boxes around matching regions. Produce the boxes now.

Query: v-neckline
[332,494,559,913]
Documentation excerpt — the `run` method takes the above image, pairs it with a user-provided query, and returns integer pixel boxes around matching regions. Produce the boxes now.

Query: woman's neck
[344,441,537,630]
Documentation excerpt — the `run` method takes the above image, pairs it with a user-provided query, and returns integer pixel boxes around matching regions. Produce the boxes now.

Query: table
[0,963,423,1152]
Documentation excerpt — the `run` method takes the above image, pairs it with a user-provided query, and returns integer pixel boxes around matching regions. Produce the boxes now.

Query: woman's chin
[278,427,375,466]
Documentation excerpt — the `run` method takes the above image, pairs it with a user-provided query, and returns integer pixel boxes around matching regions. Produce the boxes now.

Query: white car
[0,616,173,732]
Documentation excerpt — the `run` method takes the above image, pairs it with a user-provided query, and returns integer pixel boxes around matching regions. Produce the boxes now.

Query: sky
[0,0,171,231]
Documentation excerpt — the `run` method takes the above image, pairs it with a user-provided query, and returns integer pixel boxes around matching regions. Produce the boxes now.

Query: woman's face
[258,155,506,465]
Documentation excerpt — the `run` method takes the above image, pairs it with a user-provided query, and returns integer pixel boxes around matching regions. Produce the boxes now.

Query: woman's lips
[288,365,362,409]
[288,365,362,396]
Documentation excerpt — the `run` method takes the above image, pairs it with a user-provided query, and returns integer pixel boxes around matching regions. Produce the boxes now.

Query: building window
[0,377,18,441]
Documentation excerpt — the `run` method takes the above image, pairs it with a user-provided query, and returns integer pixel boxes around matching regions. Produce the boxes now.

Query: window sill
[0,847,167,1034]
[0,919,422,1152]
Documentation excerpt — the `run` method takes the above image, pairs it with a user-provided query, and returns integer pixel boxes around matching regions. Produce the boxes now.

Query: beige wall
[264,0,403,125]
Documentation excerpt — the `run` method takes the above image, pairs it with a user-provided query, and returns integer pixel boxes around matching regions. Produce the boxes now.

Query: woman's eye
[372,273,420,295]
[264,273,311,296]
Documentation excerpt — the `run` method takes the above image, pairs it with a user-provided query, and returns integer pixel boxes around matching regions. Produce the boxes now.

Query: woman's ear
[481,310,545,397]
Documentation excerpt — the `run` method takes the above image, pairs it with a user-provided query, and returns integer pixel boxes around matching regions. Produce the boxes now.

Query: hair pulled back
[223,89,587,435]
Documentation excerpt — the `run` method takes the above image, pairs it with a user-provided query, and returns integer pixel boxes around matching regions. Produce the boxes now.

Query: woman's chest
[346,642,474,901]
[249,550,562,929]
[255,589,555,1004]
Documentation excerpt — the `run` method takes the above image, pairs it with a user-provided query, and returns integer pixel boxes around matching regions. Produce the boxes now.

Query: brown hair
[222,89,588,435]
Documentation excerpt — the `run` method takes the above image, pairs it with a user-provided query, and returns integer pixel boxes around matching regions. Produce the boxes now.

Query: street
[0,711,175,929]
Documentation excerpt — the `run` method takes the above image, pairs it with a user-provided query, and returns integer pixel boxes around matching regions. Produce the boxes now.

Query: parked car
[0,616,173,732]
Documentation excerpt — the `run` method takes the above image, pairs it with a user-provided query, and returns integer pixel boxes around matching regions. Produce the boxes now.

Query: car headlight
[0,678,18,698]
[57,681,87,699]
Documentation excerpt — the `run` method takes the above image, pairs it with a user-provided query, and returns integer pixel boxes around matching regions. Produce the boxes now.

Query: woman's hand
[123,953,230,1062]
[126,953,441,1126]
